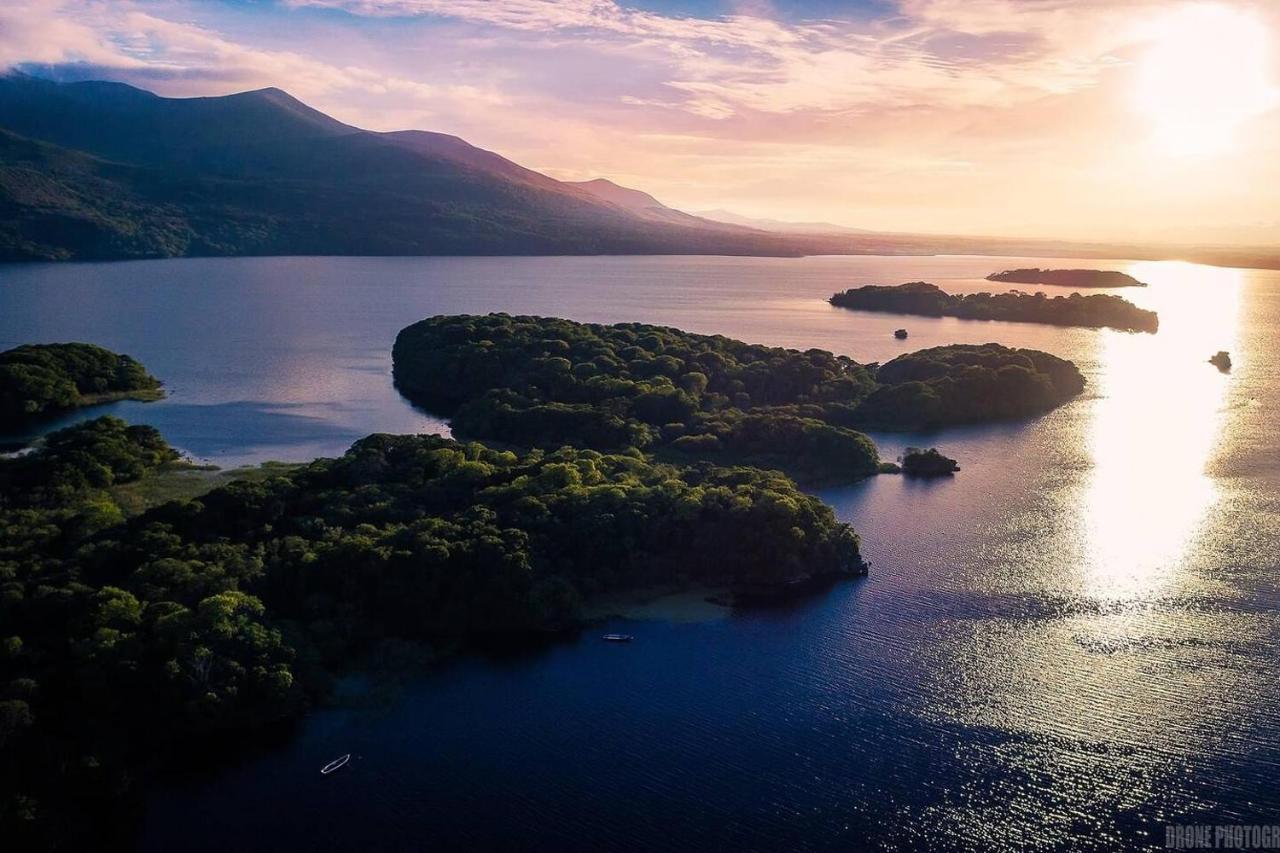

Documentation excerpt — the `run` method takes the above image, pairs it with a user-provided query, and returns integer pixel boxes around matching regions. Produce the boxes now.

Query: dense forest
[0,417,863,849]
[0,343,162,426]
[829,281,1159,332]
[985,268,1147,288]
[1,318,1090,846]
[393,315,1086,482]
[901,447,960,476]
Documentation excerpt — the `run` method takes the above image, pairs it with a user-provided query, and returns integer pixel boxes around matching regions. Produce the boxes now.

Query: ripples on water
[1,254,1277,851]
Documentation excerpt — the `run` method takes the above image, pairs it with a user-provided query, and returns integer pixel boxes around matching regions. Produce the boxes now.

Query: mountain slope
[693,208,871,235]
[563,178,743,230]
[0,73,806,261]
[7,74,1275,269]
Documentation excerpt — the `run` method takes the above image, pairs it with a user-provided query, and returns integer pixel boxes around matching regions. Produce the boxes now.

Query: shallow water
[1,254,1275,851]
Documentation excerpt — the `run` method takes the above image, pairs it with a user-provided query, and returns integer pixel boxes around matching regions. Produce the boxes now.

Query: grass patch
[109,460,301,515]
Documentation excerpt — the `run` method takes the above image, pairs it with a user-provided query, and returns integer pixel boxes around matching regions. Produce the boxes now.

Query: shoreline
[581,584,734,624]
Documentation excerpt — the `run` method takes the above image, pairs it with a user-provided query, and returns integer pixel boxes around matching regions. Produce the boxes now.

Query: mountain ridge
[692,208,871,235]
[2,72,1279,269]
[0,72,808,261]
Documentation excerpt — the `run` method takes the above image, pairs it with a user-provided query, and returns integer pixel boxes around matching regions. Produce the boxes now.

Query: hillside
[3,73,1278,268]
[0,73,806,261]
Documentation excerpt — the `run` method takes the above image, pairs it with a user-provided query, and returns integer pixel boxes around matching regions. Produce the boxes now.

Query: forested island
[1,321,1090,847]
[0,416,863,848]
[0,343,162,426]
[901,447,960,476]
[829,281,1158,333]
[392,315,1086,484]
[985,268,1147,288]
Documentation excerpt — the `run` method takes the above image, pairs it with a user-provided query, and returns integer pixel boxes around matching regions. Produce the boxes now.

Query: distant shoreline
[3,245,1277,272]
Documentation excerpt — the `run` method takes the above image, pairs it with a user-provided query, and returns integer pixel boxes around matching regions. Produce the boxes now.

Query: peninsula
[985,268,1147,288]
[0,343,163,426]
[829,282,1159,333]
[0,417,864,847]
[392,314,1087,482]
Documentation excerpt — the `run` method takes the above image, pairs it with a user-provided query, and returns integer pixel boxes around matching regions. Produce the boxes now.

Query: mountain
[3,73,1278,269]
[564,178,749,231]
[693,208,871,235]
[0,72,806,261]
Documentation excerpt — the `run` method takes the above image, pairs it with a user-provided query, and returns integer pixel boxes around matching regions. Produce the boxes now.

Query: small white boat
[602,634,634,643]
[321,754,351,775]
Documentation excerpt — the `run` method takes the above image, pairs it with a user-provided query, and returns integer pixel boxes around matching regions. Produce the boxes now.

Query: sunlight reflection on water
[3,254,1276,852]
[1080,261,1244,598]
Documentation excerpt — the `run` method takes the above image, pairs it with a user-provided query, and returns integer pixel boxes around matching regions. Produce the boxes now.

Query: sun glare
[1136,4,1278,158]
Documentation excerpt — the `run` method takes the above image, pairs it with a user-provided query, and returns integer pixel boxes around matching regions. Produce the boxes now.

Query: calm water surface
[1,255,1276,851]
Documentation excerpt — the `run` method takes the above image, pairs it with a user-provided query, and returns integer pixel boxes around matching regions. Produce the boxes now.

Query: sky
[2,0,1279,245]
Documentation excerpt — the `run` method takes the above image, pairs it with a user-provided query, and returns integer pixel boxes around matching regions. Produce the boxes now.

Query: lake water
[2,254,1277,851]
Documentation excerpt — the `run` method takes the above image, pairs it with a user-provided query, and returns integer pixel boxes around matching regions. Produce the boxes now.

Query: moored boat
[602,634,634,643]
[321,754,351,775]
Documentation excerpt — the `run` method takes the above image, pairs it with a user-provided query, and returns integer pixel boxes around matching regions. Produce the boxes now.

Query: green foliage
[0,343,162,425]
[0,421,863,847]
[848,344,1087,429]
[900,447,960,476]
[393,315,1086,478]
[0,417,177,509]
[829,281,1159,333]
[985,268,1146,288]
[393,314,881,482]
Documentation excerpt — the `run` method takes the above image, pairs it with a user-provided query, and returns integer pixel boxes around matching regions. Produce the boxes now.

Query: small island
[1209,351,1232,372]
[901,447,959,476]
[0,343,163,426]
[392,314,1087,484]
[985,268,1147,288]
[829,281,1158,333]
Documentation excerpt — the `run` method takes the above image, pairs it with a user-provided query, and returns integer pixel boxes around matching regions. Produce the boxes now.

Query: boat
[602,634,634,643]
[894,328,908,339]
[321,754,351,775]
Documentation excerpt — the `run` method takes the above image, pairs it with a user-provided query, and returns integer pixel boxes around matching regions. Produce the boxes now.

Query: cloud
[0,0,495,109]
[281,0,1141,120]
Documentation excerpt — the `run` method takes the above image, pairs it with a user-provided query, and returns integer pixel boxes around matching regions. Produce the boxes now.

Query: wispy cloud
[283,0,1132,117]
[1,1,498,107]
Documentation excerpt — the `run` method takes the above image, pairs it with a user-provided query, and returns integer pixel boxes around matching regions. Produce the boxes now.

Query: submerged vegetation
[985,268,1147,288]
[829,281,1159,333]
[0,343,162,426]
[0,418,862,848]
[393,314,1086,482]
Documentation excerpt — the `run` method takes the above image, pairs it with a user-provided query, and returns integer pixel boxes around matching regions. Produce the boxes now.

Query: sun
[1135,3,1278,158]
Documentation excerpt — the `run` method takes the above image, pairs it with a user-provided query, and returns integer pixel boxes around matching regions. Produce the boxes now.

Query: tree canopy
[985,268,1146,288]
[901,447,960,476]
[0,418,863,848]
[0,343,162,426]
[829,281,1158,333]
[393,315,1086,480]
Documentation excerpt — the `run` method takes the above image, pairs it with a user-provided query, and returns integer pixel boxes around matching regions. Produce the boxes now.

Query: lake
[2,254,1276,851]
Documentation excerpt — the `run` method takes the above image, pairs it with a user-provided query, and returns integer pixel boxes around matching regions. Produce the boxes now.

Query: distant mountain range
[0,73,817,261]
[1,72,1276,268]
[692,209,870,235]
